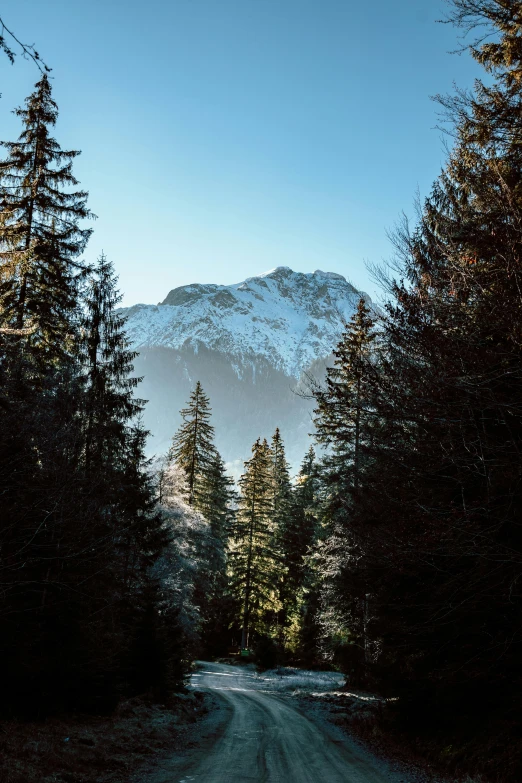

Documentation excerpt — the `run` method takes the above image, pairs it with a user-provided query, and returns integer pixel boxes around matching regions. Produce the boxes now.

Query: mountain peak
[121,267,370,378]
[258,265,294,278]
[313,269,346,281]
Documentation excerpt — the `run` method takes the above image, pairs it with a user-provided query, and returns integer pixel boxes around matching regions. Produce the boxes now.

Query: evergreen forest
[2,2,522,781]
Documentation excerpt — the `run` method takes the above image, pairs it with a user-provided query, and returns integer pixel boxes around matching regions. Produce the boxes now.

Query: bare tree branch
[0,14,50,74]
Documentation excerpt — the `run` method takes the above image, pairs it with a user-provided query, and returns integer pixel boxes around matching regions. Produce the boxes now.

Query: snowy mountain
[121,267,368,378]
[120,267,371,471]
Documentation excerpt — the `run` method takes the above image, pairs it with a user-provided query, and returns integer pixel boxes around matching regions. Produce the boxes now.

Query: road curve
[179,661,402,783]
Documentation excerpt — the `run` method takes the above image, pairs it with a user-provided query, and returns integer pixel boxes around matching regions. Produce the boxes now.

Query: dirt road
[141,661,418,783]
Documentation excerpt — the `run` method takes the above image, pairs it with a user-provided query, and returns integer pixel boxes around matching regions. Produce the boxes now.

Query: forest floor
[134,660,457,783]
[0,690,208,783]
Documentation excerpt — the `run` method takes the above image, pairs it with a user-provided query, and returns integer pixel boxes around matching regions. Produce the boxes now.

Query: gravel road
[138,661,423,783]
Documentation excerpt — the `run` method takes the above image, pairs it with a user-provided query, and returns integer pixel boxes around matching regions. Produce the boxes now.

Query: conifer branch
[0,319,36,335]
[0,15,51,73]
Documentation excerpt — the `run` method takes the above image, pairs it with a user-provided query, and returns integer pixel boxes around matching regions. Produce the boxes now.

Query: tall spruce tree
[289,446,322,661]
[270,428,293,643]
[313,298,377,672]
[0,74,92,359]
[82,252,142,470]
[197,449,236,541]
[271,427,292,531]
[0,74,96,714]
[169,381,215,507]
[168,383,235,655]
[228,438,283,649]
[0,76,181,717]
[81,255,171,699]
[196,449,237,656]
[275,445,322,655]
[314,298,376,497]
[285,446,319,593]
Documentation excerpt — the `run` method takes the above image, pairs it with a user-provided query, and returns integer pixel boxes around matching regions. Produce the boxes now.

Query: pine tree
[169,381,215,507]
[0,74,92,359]
[195,449,238,656]
[168,384,236,656]
[285,446,319,593]
[279,445,321,655]
[312,299,378,672]
[228,438,284,649]
[0,74,99,713]
[271,427,292,532]
[314,298,376,498]
[197,449,236,541]
[269,428,293,643]
[82,253,142,470]
[81,259,173,699]
[0,76,178,716]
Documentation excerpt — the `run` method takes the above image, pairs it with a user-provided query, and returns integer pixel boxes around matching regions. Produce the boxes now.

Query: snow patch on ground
[252,666,346,694]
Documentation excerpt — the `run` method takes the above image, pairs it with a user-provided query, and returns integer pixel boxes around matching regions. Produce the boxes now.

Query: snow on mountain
[120,267,368,378]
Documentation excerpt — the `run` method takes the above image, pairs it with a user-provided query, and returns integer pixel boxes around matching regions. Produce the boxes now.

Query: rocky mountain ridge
[120,267,369,378]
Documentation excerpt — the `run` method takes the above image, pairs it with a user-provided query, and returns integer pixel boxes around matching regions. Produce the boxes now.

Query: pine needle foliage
[229,438,284,648]
[197,449,237,541]
[314,298,377,500]
[0,74,92,359]
[270,427,293,641]
[312,300,379,674]
[312,299,377,663]
[285,446,320,593]
[169,381,216,506]
[168,384,236,656]
[82,253,142,470]
[271,427,293,532]
[193,449,237,656]
[277,445,321,655]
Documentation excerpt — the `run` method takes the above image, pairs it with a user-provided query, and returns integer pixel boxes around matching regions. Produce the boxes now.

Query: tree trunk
[241,479,256,649]
[188,387,200,505]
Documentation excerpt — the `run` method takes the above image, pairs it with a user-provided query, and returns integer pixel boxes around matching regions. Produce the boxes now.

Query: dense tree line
[0,67,316,708]
[167,381,322,663]
[304,2,522,778]
[0,75,212,716]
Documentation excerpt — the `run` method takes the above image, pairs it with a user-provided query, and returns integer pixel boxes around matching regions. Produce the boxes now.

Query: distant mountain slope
[121,267,368,378]
[119,267,371,472]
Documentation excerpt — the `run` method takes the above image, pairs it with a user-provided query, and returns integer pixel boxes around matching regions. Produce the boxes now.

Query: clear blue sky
[1,0,481,305]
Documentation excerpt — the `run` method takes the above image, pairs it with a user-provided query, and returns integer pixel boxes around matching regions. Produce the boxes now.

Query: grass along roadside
[294,688,506,783]
[0,691,208,783]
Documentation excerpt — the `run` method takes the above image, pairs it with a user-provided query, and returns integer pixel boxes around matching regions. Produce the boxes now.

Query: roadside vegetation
[0,692,206,783]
